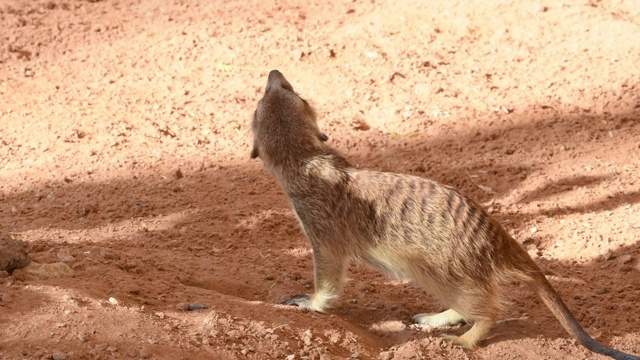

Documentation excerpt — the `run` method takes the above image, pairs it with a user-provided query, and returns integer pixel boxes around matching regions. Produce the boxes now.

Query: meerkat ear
[318,133,329,142]
[250,146,259,159]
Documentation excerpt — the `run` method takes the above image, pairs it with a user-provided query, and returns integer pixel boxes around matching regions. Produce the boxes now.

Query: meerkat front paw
[282,293,314,309]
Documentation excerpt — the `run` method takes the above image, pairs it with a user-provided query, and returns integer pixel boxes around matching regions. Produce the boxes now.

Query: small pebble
[188,303,208,311]
[108,297,119,305]
[303,329,312,346]
[175,302,207,311]
[52,350,67,360]
[618,255,632,264]
[1,293,11,302]
[126,348,139,358]
[530,226,538,234]
[596,287,609,295]
[57,248,75,262]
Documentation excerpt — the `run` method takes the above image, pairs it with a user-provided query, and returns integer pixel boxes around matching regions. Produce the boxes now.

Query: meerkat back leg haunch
[414,277,502,349]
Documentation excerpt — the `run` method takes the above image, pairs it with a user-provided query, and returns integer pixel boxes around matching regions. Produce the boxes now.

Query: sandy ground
[1,0,639,359]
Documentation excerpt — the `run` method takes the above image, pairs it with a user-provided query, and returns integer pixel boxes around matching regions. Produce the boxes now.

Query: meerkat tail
[522,266,639,360]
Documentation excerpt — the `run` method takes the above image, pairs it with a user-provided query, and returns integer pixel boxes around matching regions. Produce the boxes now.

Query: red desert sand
[1,1,639,359]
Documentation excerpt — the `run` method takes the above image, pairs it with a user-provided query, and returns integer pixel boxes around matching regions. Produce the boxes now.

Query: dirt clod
[0,234,31,272]
[51,350,67,360]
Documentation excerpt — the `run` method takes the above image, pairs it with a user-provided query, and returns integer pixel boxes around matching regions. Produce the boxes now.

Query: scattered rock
[530,226,538,234]
[618,254,632,264]
[139,347,151,359]
[351,117,371,131]
[603,251,613,261]
[1,293,12,302]
[13,262,74,281]
[87,246,121,260]
[0,233,31,272]
[596,287,609,295]
[126,348,139,358]
[108,297,119,305]
[52,350,67,360]
[303,329,312,346]
[77,332,87,342]
[176,302,208,311]
[57,248,75,262]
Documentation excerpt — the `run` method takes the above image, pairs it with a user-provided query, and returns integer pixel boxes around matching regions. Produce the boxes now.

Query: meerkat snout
[250,70,328,160]
[266,69,294,92]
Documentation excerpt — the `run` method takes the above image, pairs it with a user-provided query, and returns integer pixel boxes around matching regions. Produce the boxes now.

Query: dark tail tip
[581,336,639,360]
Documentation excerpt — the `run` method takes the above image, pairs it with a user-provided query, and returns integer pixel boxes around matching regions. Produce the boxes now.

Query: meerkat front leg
[282,248,346,312]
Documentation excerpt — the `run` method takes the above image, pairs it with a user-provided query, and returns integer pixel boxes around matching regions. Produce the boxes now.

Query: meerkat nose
[266,70,293,92]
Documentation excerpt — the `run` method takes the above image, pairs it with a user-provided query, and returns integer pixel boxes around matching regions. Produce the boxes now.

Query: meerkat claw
[281,293,312,307]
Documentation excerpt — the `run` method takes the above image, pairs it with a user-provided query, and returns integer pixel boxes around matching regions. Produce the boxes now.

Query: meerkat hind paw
[440,333,476,349]
[413,309,466,327]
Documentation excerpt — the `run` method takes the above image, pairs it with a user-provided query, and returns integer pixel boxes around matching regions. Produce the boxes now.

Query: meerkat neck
[266,151,352,198]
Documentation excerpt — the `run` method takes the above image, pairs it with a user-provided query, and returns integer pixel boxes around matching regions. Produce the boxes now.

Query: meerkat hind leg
[427,284,500,349]
[413,309,467,327]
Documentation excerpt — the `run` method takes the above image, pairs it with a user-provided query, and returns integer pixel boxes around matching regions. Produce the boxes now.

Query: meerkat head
[250,70,328,160]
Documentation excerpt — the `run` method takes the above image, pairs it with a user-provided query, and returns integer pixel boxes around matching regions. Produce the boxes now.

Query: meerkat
[249,70,638,360]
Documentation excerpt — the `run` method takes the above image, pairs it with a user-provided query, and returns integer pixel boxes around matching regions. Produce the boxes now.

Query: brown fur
[250,70,638,360]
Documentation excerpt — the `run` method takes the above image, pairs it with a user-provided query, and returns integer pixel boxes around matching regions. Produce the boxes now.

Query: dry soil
[1,1,639,359]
